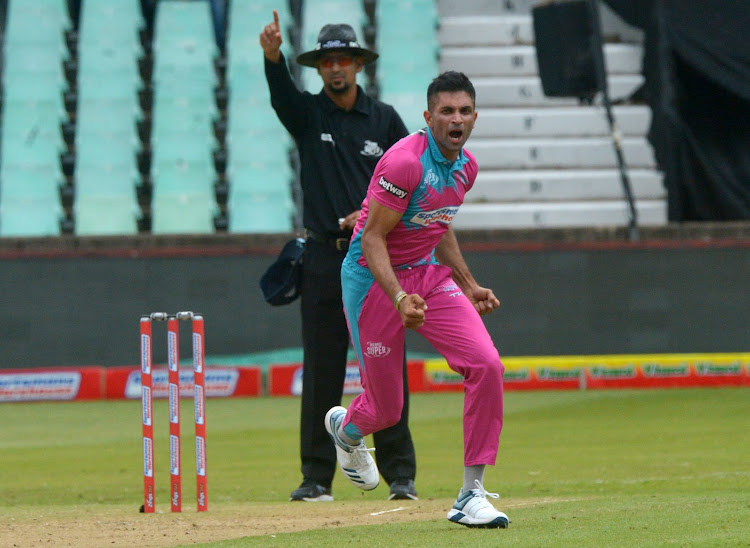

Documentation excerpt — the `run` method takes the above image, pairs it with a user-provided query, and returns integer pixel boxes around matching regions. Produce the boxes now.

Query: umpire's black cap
[260,238,305,306]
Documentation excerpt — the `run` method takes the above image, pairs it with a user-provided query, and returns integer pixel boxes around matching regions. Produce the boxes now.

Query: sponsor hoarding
[105,366,262,399]
[0,367,104,402]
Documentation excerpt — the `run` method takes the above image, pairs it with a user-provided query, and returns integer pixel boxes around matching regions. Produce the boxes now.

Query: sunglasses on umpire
[318,55,355,69]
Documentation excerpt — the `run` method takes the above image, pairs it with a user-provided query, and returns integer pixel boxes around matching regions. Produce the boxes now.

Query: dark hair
[426,71,476,111]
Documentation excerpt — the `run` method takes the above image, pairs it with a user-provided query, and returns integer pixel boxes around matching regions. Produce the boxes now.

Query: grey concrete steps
[473,75,644,107]
[440,43,643,77]
[468,137,655,169]
[468,169,664,202]
[453,200,666,229]
[474,105,650,137]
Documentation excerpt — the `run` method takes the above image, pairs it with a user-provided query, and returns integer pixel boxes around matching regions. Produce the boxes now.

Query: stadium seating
[149,0,217,234]
[3,0,68,49]
[74,195,140,236]
[228,190,294,234]
[436,0,667,229]
[375,0,440,132]
[151,193,217,234]
[0,0,69,235]
[70,0,144,234]
[224,0,296,233]
[0,198,63,237]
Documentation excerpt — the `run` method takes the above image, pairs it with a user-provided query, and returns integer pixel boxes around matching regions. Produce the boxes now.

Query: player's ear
[423,109,433,128]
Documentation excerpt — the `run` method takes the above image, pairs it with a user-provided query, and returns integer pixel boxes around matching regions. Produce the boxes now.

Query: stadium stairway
[436,0,667,230]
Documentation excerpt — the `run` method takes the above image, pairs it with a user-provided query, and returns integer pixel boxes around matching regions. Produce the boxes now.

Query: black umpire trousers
[299,238,416,487]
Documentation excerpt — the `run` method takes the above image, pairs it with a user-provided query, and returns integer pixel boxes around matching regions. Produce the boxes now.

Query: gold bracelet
[393,291,408,310]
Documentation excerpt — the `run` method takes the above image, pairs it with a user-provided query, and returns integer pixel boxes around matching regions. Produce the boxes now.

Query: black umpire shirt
[264,53,409,235]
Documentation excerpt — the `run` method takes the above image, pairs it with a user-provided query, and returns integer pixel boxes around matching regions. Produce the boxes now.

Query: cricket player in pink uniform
[325,71,509,529]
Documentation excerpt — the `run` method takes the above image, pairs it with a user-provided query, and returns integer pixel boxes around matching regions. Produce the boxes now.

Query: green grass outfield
[1,388,748,547]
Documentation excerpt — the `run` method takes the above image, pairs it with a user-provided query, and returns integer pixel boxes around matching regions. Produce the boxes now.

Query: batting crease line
[370,507,405,516]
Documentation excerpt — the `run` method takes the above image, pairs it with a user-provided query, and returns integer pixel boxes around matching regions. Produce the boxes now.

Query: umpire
[259,11,418,501]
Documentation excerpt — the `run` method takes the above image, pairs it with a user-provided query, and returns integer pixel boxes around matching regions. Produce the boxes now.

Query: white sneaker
[324,406,379,491]
[447,480,510,528]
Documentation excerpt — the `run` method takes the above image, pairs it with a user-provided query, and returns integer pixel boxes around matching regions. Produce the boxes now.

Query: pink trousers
[342,258,504,466]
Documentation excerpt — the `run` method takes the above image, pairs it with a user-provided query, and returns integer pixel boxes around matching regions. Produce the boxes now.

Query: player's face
[424,91,477,162]
[317,52,362,95]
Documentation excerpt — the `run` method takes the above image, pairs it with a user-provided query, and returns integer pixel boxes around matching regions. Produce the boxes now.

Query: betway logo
[378,176,408,199]
[410,206,459,226]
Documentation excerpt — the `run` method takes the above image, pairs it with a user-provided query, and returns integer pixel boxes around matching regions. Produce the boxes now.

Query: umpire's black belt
[306,229,350,251]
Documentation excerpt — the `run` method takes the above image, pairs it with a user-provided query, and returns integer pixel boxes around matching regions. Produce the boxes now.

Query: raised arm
[259,10,307,137]
[259,10,283,63]
[435,225,500,316]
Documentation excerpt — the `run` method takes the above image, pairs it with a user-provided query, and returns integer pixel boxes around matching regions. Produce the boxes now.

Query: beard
[326,79,352,95]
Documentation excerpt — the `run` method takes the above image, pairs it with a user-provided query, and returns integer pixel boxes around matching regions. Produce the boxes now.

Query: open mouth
[448,129,463,143]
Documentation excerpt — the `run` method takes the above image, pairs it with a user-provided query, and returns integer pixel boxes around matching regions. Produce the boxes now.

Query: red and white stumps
[141,311,208,513]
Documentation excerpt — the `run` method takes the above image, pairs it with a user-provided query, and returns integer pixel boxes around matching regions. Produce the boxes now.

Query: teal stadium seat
[74,195,139,236]
[154,1,216,69]
[72,0,142,235]
[1,131,61,169]
[77,44,141,80]
[148,0,218,234]
[3,43,66,76]
[76,100,139,138]
[2,71,65,105]
[227,63,268,100]
[77,72,140,103]
[375,0,439,39]
[228,190,293,234]
[151,159,215,196]
[151,103,215,137]
[0,164,59,201]
[75,133,137,169]
[0,198,62,237]
[228,159,293,195]
[152,134,214,170]
[75,164,138,198]
[375,0,439,131]
[154,67,216,101]
[78,1,143,46]
[151,193,217,235]
[1,101,63,138]
[4,0,69,48]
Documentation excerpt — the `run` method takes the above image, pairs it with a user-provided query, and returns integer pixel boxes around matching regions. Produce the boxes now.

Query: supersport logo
[409,206,459,226]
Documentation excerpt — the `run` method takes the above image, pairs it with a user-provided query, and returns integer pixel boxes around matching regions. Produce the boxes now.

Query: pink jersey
[348,128,478,268]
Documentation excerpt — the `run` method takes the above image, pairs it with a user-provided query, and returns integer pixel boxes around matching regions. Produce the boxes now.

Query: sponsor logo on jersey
[365,342,391,358]
[360,140,384,157]
[321,133,335,145]
[378,176,408,199]
[410,206,459,226]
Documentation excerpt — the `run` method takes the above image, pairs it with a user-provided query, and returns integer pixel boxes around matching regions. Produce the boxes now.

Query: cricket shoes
[324,406,379,491]
[447,480,510,528]
[289,479,333,502]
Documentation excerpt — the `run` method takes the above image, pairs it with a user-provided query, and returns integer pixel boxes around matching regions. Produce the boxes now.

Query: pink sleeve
[367,148,423,213]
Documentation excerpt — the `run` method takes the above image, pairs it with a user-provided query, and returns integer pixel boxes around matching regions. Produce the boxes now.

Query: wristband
[393,291,408,310]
